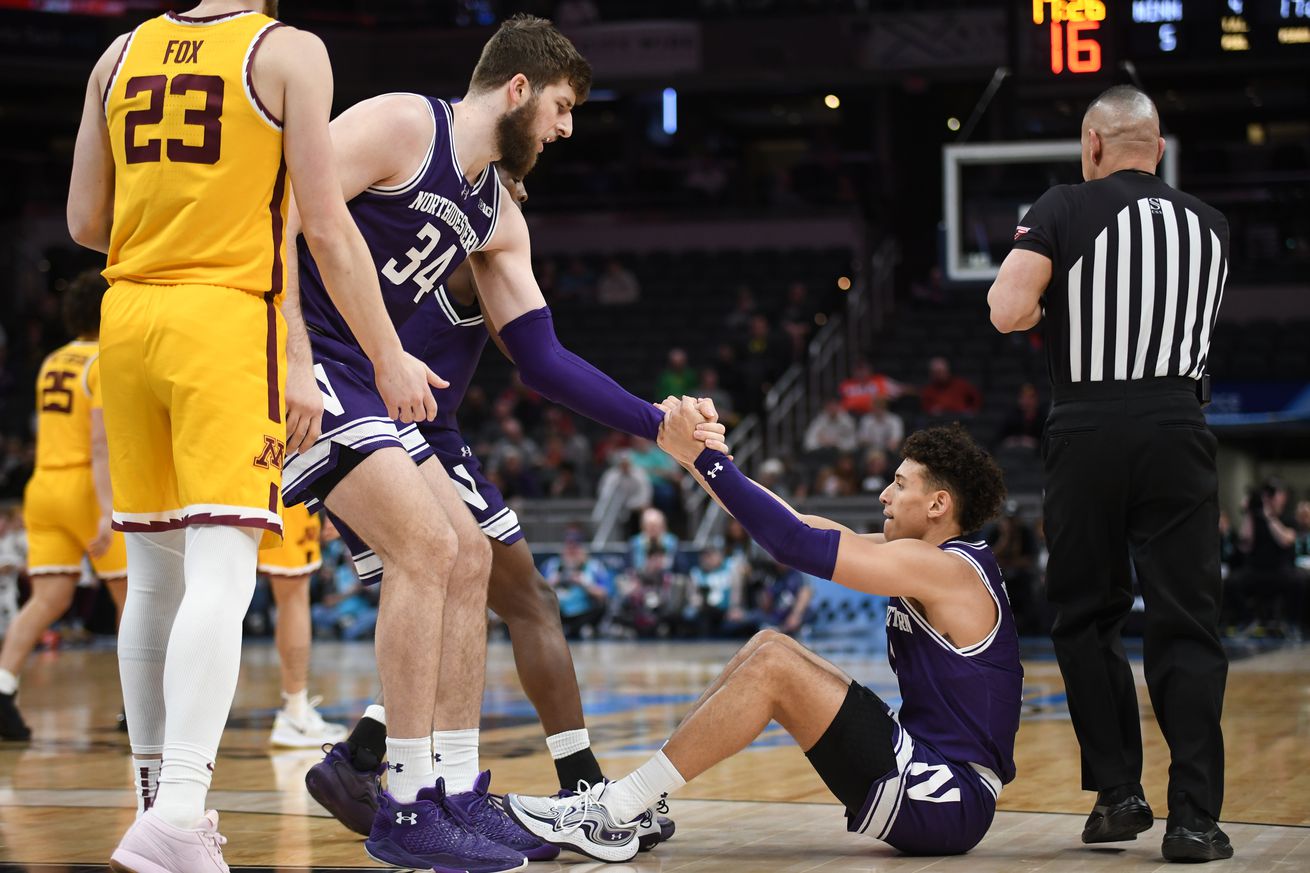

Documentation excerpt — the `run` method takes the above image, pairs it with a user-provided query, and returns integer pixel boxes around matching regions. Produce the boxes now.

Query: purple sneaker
[365,782,527,873]
[304,742,382,836]
[444,771,560,862]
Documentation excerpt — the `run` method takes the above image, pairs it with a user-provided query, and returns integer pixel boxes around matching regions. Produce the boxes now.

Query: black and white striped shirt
[1013,169,1229,388]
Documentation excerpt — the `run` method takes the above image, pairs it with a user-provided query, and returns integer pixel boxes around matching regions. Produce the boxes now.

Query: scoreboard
[1025,0,1310,76]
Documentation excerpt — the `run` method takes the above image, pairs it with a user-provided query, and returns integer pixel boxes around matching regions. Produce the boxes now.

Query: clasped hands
[657,395,730,467]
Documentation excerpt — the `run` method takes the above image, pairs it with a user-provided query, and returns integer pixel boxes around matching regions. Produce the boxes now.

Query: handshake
[655,395,731,467]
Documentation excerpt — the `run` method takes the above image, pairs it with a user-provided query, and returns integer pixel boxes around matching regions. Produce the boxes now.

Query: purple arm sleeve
[693,448,841,580]
[498,307,662,440]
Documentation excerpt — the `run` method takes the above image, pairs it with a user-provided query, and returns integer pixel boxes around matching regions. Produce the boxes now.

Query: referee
[988,85,1232,863]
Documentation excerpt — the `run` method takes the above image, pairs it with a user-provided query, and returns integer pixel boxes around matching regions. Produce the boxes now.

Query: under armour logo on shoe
[707,463,723,479]
[396,812,418,825]
[388,762,404,773]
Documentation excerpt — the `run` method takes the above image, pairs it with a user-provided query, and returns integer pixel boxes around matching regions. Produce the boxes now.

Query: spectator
[778,281,819,361]
[695,367,736,426]
[996,383,1045,450]
[833,453,860,496]
[856,396,904,453]
[497,371,544,432]
[554,0,599,26]
[1295,501,1310,573]
[655,348,698,401]
[596,450,652,532]
[985,501,1042,634]
[495,449,543,501]
[909,264,948,307]
[490,417,543,472]
[310,519,379,641]
[1234,481,1302,634]
[540,529,612,639]
[548,461,584,498]
[460,384,493,442]
[839,359,908,415]
[732,562,814,637]
[859,449,891,494]
[630,438,683,523]
[756,458,792,500]
[0,510,25,637]
[920,356,982,416]
[557,257,595,301]
[629,507,679,570]
[713,344,748,414]
[686,546,746,637]
[540,408,591,477]
[737,315,788,411]
[614,546,688,639]
[595,258,641,305]
[803,397,858,453]
[591,430,634,470]
[724,285,757,341]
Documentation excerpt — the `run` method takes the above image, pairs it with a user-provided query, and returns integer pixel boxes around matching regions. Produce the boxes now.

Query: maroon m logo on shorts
[253,435,285,470]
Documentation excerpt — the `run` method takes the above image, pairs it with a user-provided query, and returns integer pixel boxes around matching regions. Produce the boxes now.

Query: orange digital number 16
[1050,20,1102,74]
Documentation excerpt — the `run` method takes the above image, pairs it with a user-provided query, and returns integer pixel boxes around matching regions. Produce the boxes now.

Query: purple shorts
[332,422,521,585]
[850,719,1000,855]
[282,333,434,513]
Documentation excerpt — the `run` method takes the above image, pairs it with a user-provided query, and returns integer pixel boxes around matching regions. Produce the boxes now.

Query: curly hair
[900,423,1007,534]
[62,269,108,339]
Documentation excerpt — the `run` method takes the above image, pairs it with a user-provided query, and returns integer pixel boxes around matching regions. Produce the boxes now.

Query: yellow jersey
[102,10,289,298]
[33,340,102,471]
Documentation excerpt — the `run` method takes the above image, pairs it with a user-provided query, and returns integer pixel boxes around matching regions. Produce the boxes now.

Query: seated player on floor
[506,403,1022,862]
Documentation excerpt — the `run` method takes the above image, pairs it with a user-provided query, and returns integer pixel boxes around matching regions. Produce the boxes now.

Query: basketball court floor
[1,637,1306,871]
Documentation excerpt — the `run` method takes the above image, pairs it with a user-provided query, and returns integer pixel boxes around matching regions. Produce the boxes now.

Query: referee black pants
[1042,378,1227,819]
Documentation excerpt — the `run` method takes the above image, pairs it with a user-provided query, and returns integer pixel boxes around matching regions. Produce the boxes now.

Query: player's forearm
[280,238,314,369]
[691,449,839,580]
[499,307,663,440]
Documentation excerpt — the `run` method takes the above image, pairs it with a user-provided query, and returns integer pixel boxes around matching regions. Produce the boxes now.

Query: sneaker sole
[504,802,638,864]
[364,843,528,873]
[109,849,177,873]
[1083,808,1155,844]
[304,765,375,837]
[1162,835,1235,863]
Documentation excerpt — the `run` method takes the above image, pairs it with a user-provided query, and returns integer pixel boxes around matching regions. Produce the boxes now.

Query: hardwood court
[1,639,1307,871]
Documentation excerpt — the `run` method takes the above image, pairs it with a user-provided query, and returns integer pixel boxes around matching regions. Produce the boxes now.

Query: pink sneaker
[109,810,229,873]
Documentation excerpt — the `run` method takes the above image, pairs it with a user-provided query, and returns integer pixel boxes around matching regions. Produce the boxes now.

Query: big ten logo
[1032,0,1107,75]
[253,435,286,470]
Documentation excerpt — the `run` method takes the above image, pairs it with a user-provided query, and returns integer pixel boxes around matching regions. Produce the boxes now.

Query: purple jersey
[398,284,489,429]
[299,95,503,351]
[884,538,1022,784]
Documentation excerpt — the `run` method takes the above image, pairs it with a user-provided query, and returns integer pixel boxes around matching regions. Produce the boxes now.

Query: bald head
[1080,85,1165,181]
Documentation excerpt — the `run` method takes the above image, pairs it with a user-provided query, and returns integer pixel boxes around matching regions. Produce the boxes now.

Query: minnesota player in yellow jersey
[0,272,127,743]
[256,503,348,748]
[67,1,441,868]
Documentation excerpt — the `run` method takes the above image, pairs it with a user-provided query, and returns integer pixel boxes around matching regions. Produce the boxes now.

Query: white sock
[282,689,310,720]
[386,735,435,804]
[132,754,162,818]
[0,669,17,695]
[152,525,259,828]
[118,531,186,757]
[364,703,386,724]
[433,728,480,793]
[603,750,686,824]
[546,728,590,760]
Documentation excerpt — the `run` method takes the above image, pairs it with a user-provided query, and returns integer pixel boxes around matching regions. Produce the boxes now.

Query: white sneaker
[109,809,228,873]
[504,782,640,863]
[269,696,348,748]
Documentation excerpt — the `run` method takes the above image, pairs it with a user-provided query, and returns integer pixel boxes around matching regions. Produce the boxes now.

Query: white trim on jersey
[399,423,431,458]
[436,99,492,197]
[102,27,140,118]
[857,724,916,838]
[970,763,1002,801]
[81,351,99,399]
[896,543,1003,659]
[258,559,323,577]
[283,417,404,495]
[480,507,521,541]
[165,10,259,26]
[26,564,86,576]
[113,503,282,532]
[434,284,485,327]
[474,170,504,253]
[366,95,437,196]
[353,549,383,581]
[242,21,284,131]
